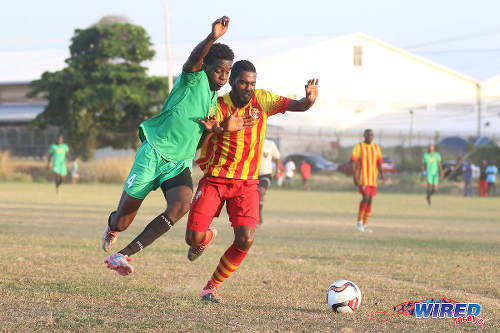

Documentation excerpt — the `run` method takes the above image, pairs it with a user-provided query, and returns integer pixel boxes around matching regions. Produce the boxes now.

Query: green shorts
[124,141,192,199]
[52,163,67,176]
[426,173,439,185]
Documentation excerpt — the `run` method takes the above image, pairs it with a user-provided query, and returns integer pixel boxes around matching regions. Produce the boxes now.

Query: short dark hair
[230,60,256,81]
[203,43,234,66]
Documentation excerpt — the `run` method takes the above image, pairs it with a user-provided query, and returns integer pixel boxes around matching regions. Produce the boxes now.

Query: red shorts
[187,176,259,232]
[359,185,377,196]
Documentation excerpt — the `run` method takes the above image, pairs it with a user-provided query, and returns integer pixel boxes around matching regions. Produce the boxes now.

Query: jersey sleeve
[376,145,383,163]
[436,153,442,163]
[256,89,290,116]
[351,144,361,162]
[178,70,205,87]
[422,154,426,164]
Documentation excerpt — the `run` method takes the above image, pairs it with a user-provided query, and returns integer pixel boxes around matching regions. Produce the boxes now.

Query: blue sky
[1,0,500,81]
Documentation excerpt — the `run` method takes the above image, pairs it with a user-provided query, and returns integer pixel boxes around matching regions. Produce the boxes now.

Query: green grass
[0,182,499,332]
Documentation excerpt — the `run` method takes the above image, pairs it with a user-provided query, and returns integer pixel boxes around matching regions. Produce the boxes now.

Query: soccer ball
[327,280,362,313]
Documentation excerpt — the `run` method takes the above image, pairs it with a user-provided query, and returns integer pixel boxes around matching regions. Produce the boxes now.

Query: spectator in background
[71,157,80,184]
[257,139,281,225]
[462,160,473,196]
[284,159,296,188]
[478,160,488,197]
[486,162,498,197]
[300,159,311,191]
[276,163,285,188]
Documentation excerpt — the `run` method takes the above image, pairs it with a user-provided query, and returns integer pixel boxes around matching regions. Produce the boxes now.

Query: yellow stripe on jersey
[351,142,382,186]
[225,108,247,178]
[211,131,230,177]
[240,113,262,179]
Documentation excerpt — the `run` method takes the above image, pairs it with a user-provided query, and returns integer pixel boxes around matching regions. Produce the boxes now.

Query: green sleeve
[180,70,205,87]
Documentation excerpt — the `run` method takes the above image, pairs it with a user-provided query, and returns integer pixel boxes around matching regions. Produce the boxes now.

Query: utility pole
[476,83,481,138]
[409,109,414,148]
[164,0,174,93]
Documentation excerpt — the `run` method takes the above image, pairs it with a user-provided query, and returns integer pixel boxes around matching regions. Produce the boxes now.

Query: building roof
[0,102,46,124]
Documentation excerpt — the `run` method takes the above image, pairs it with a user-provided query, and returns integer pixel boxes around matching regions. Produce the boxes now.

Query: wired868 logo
[377,298,484,327]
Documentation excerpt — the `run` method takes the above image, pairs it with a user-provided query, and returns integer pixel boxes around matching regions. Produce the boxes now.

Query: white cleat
[364,226,373,233]
[356,221,365,232]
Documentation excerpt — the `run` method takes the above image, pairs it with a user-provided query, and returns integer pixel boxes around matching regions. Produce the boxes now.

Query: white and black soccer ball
[326,280,362,313]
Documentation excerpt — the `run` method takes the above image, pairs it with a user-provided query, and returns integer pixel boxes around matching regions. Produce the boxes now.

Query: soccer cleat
[356,221,365,232]
[104,253,134,276]
[200,284,220,303]
[363,226,373,233]
[187,227,218,262]
[102,225,118,252]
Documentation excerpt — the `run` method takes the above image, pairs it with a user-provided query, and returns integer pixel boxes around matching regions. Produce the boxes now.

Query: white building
[254,33,494,137]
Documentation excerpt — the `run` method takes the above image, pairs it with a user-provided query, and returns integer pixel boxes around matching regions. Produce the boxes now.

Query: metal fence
[0,126,59,158]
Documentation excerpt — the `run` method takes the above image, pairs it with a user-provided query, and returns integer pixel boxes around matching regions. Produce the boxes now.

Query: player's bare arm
[47,154,52,170]
[378,162,385,183]
[351,161,359,186]
[438,161,444,179]
[287,78,319,111]
[183,16,230,73]
[197,112,255,149]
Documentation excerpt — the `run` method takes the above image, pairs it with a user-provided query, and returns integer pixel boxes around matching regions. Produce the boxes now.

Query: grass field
[0,182,499,332]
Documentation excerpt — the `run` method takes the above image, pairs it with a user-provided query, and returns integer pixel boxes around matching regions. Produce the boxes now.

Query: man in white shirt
[258,139,280,225]
[284,160,296,188]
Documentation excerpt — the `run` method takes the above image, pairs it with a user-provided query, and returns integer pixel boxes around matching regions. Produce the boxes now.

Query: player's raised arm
[183,16,230,73]
[286,78,319,112]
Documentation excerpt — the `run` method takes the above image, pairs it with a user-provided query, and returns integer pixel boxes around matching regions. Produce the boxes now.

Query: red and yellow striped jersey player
[185,60,319,302]
[350,129,385,233]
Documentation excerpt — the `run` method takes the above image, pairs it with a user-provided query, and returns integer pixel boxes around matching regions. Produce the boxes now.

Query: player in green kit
[47,135,69,194]
[421,144,443,206]
[103,16,252,276]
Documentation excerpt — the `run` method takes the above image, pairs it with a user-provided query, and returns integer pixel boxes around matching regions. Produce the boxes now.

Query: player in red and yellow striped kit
[185,60,319,302]
[351,129,384,233]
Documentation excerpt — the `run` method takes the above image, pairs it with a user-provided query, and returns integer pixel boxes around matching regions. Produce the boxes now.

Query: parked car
[282,153,337,173]
[337,156,396,176]
[382,157,397,174]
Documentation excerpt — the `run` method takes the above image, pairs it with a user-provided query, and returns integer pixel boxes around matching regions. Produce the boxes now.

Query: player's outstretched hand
[305,78,319,106]
[212,16,230,40]
[198,112,223,134]
[222,112,256,132]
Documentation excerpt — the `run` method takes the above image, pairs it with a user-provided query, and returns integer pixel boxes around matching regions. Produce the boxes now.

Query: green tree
[28,17,169,159]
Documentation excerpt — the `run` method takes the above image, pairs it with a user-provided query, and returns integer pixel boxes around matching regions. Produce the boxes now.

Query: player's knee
[235,231,254,250]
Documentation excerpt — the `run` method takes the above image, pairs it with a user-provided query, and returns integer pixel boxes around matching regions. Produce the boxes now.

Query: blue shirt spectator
[462,162,472,181]
[486,165,498,183]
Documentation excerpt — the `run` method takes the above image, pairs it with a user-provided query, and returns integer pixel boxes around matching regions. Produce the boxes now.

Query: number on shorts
[127,173,137,188]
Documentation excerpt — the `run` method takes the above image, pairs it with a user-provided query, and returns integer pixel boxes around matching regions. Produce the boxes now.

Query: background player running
[47,135,70,194]
[102,16,251,276]
[351,129,384,233]
[421,143,443,206]
[185,60,318,302]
